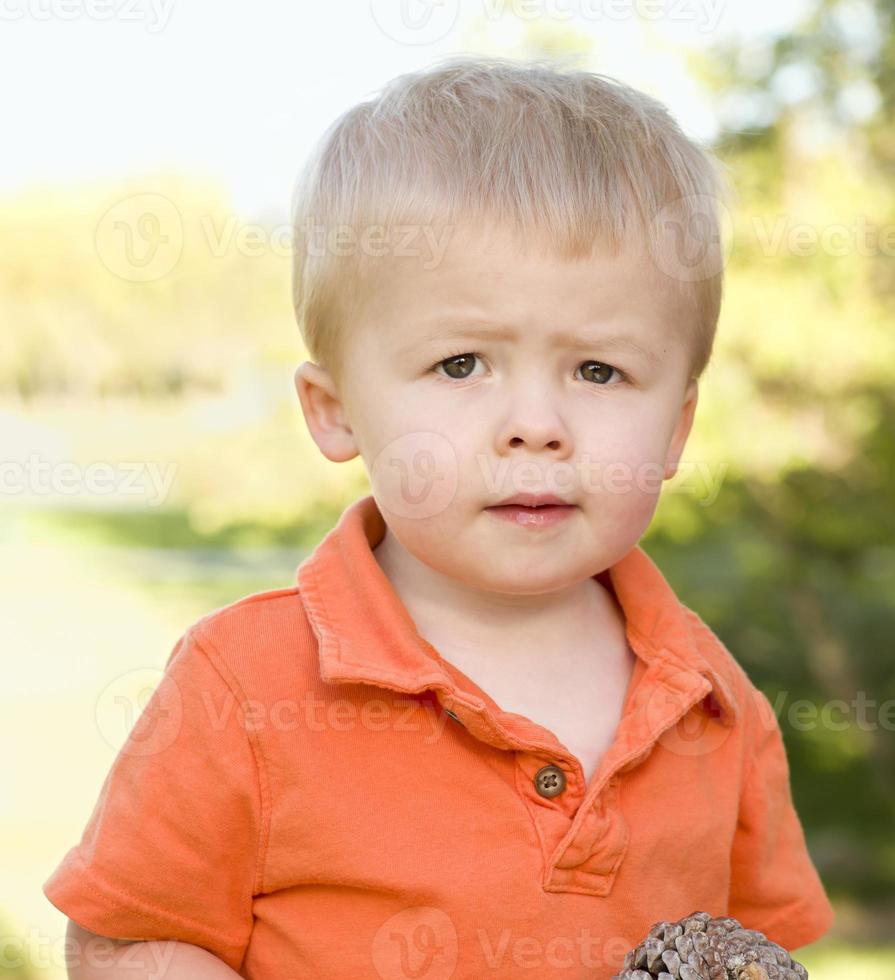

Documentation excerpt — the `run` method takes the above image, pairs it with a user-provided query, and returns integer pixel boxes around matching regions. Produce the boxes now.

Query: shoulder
[172,584,320,702]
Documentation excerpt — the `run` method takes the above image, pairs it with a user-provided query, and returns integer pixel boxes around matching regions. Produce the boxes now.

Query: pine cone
[613,910,809,980]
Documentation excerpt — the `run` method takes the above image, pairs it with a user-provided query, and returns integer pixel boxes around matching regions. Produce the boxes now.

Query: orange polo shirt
[44,493,834,978]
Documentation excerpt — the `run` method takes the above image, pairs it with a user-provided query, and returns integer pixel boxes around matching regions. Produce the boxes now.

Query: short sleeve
[42,628,263,973]
[728,689,835,951]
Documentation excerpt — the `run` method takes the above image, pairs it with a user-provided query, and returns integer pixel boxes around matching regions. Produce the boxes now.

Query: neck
[372,525,622,662]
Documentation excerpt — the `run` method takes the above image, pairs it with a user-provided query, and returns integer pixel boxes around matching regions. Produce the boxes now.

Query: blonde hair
[290,55,733,390]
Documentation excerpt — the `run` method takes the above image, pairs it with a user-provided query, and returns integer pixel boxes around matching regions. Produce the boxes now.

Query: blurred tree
[651,0,895,906]
[0,175,295,402]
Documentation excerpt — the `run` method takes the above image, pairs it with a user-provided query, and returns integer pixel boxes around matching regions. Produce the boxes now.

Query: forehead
[352,217,694,348]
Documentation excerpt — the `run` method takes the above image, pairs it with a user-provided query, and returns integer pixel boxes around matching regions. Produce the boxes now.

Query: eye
[577,360,627,385]
[431,350,483,381]
[430,353,629,385]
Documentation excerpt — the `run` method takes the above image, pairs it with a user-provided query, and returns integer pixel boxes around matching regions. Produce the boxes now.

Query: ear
[293,360,360,463]
[664,377,699,481]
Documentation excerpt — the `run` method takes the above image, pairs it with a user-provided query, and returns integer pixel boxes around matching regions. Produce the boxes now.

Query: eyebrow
[402,319,660,364]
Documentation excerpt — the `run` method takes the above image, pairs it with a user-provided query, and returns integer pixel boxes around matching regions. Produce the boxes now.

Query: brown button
[444,708,463,726]
[534,764,567,798]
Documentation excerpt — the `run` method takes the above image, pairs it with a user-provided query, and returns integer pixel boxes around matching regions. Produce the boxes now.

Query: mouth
[486,503,574,511]
[484,500,578,527]
[487,493,574,508]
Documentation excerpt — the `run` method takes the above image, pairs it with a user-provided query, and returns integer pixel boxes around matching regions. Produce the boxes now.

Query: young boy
[44,57,834,979]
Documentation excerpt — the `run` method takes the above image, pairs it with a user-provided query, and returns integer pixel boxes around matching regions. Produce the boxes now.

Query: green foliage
[0,175,294,401]
[652,0,895,909]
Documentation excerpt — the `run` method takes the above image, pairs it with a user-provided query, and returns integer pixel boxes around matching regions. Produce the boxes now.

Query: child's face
[297,218,700,592]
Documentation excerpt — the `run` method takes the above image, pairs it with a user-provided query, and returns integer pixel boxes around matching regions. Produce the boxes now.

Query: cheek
[577,413,671,507]
[347,375,474,520]
[365,412,462,523]
[594,425,669,470]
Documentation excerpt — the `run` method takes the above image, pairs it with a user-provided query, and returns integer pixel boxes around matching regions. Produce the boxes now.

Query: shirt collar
[296,493,738,727]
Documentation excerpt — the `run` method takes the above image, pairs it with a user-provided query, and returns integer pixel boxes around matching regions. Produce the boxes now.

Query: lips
[484,497,577,528]
[488,493,573,508]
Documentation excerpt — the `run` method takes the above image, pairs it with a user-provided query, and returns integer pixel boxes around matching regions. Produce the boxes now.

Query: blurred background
[2,0,894,977]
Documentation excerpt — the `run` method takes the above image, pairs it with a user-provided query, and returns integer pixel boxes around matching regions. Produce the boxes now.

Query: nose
[496,394,571,457]
[508,431,563,452]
